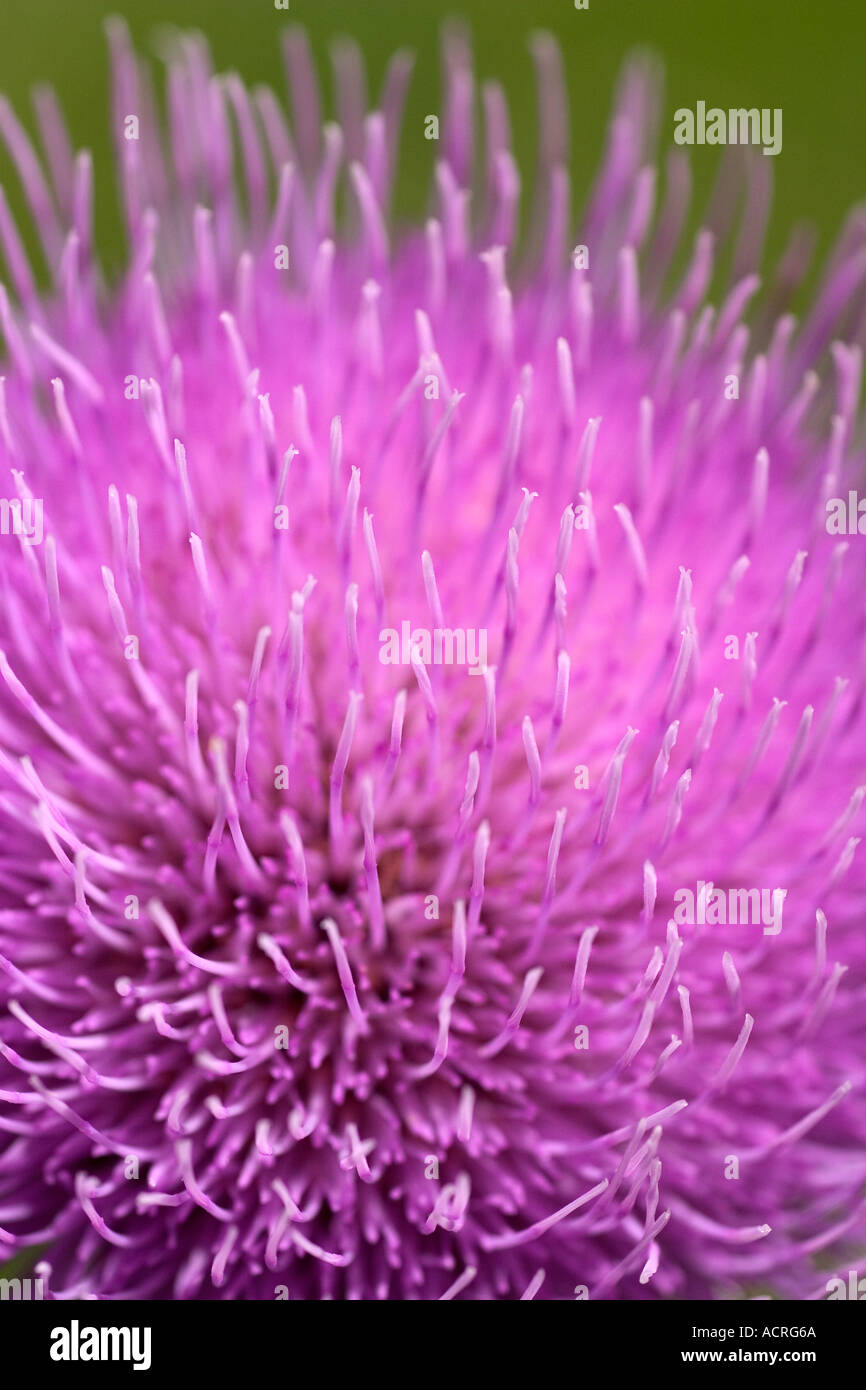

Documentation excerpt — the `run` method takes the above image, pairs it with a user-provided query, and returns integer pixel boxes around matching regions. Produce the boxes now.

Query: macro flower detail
[0,22,864,1301]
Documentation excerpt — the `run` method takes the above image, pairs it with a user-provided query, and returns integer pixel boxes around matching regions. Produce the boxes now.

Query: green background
[0,0,865,290]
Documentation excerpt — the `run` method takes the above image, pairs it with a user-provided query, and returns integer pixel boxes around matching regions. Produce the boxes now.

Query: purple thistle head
[0,22,864,1302]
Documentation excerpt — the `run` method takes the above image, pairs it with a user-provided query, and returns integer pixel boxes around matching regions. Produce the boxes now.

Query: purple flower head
[0,22,865,1301]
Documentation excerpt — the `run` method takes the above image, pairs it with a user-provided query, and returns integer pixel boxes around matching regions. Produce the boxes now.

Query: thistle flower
[0,22,865,1302]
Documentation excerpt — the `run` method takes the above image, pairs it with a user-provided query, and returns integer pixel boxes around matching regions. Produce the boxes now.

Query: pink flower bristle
[0,19,865,1301]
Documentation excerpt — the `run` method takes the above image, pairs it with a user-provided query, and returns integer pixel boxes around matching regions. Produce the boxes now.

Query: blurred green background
[1,0,865,292]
